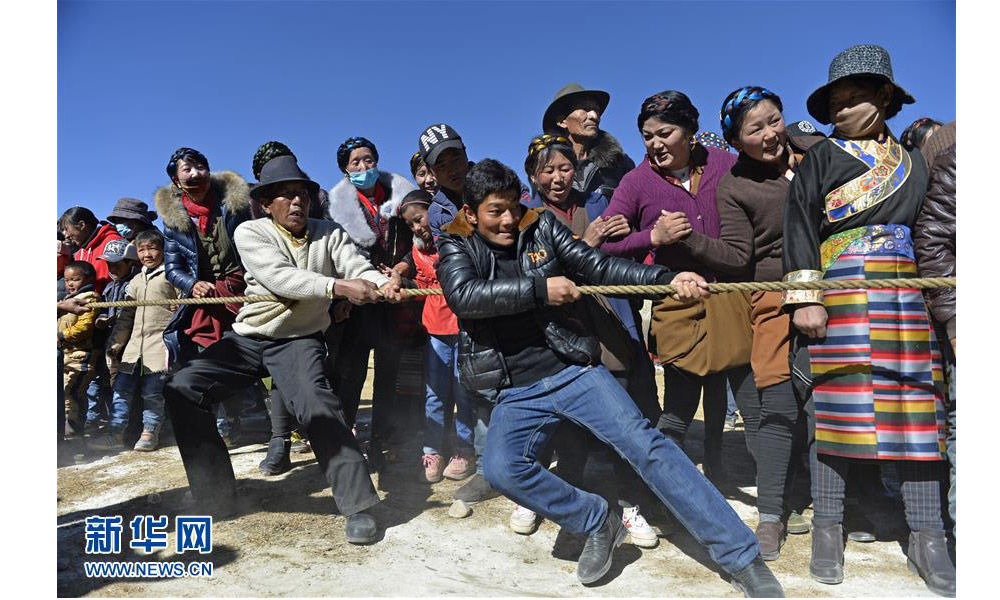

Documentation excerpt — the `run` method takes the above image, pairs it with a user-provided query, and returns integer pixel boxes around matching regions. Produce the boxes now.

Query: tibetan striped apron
[811,224,946,461]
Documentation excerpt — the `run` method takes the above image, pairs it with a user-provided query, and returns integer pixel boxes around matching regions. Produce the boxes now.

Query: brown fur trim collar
[441,205,541,238]
[154,171,251,232]
[588,130,630,171]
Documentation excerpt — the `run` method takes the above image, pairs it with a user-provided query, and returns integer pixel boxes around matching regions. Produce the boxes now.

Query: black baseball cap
[417,123,465,167]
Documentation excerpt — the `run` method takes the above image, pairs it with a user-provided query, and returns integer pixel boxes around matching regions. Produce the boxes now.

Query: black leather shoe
[731,555,785,597]
[345,511,377,545]
[907,530,956,597]
[258,436,291,476]
[810,522,844,584]
[577,511,627,585]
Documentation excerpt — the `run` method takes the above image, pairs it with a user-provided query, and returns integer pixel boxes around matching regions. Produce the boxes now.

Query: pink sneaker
[422,453,444,483]
[442,454,476,481]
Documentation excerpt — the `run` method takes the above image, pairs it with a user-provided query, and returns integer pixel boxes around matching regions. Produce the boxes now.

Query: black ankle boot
[345,511,378,545]
[731,555,785,597]
[907,530,956,597]
[810,522,845,584]
[258,436,291,476]
[577,511,626,585]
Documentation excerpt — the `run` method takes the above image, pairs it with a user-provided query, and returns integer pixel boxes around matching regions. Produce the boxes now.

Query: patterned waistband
[820,224,914,271]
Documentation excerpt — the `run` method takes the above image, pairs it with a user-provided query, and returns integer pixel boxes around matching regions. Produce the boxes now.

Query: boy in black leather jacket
[435,160,782,595]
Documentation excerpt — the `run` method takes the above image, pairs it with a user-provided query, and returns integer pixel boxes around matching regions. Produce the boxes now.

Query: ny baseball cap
[417,123,465,167]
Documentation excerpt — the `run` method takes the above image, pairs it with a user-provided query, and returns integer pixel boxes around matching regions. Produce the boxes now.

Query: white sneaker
[509,504,539,535]
[623,505,659,548]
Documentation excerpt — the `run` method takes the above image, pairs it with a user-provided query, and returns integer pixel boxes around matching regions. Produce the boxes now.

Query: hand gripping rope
[83,277,956,310]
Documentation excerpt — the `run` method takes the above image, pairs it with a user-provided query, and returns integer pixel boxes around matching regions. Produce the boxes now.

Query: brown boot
[809,522,844,584]
[756,520,786,561]
[907,530,955,597]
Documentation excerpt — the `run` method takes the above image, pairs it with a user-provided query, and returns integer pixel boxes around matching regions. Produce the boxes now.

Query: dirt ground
[57,367,941,598]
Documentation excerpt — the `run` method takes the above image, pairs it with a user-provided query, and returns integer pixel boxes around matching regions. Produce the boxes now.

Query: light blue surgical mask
[115,223,133,239]
[348,167,379,190]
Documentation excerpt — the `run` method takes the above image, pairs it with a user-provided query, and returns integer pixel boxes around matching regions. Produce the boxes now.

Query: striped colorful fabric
[811,224,946,461]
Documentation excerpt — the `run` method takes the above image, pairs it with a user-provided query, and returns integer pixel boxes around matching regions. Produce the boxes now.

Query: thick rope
[84,277,956,309]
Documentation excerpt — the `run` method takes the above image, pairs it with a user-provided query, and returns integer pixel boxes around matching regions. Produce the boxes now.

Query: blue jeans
[111,370,166,433]
[86,372,111,425]
[423,335,475,455]
[483,364,759,574]
[726,379,738,420]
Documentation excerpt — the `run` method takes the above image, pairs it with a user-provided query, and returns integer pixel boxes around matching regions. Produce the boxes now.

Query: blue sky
[57,0,956,224]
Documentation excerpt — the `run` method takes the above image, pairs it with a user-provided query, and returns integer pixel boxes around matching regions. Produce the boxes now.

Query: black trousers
[326,304,403,439]
[163,331,379,516]
[731,369,805,517]
[656,365,735,466]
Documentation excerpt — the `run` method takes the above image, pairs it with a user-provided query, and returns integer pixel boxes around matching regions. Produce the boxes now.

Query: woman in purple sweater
[601,91,748,483]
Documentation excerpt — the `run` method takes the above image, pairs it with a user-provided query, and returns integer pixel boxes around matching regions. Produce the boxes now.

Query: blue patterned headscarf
[336,136,379,172]
[719,86,783,146]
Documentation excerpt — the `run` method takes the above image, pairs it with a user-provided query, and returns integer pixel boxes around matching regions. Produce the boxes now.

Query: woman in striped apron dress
[782,45,953,596]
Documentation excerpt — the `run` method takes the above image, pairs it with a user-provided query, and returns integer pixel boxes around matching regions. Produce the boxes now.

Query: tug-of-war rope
[84,277,956,309]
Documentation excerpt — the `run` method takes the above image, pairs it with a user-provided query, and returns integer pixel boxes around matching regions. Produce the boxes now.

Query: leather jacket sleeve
[914,144,956,327]
[436,235,544,320]
[544,212,676,291]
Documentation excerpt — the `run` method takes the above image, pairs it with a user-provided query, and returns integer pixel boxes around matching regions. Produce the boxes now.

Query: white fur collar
[326,171,416,248]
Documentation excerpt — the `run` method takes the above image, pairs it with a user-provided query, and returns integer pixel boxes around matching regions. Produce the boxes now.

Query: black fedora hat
[542,83,611,133]
[250,155,320,201]
[806,44,915,125]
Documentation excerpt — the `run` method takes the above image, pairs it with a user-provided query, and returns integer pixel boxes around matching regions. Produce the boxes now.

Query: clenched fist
[546,276,581,306]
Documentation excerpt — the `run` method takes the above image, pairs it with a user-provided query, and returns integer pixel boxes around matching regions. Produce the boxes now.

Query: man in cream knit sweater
[163,154,401,545]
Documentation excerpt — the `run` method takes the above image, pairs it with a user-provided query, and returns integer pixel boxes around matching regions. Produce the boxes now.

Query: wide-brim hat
[542,83,611,133]
[107,197,157,225]
[250,155,320,201]
[806,44,915,125]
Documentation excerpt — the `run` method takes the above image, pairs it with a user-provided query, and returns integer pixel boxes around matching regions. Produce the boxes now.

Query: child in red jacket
[399,191,477,483]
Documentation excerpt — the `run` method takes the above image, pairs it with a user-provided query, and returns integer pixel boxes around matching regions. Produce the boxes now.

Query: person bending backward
[783,44,953,595]
[600,91,751,484]
[162,153,402,545]
[247,140,339,477]
[435,159,783,595]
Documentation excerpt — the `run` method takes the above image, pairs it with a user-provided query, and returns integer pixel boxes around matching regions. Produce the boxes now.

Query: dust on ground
[57,369,939,598]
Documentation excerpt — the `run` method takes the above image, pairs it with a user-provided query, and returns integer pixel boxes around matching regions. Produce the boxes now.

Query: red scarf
[356,184,388,242]
[182,190,217,235]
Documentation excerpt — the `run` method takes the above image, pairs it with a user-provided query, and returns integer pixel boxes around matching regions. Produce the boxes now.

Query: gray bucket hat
[806,44,915,125]
[542,83,611,133]
[107,198,157,225]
